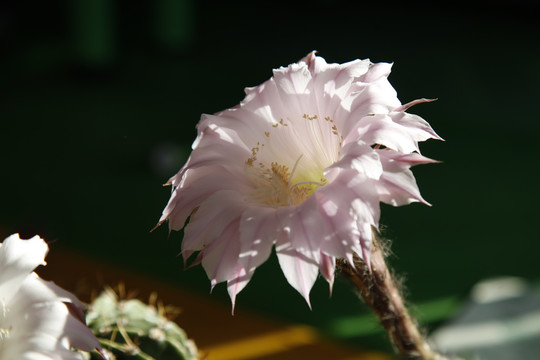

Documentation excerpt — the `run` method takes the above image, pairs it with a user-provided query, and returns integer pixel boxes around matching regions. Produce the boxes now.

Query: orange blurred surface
[38,248,393,360]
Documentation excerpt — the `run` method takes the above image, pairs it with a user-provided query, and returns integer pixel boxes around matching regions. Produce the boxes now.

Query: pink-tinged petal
[303,54,372,117]
[319,252,336,294]
[325,141,382,182]
[393,151,441,166]
[343,64,412,110]
[343,96,440,153]
[358,62,393,83]
[183,190,246,252]
[317,170,379,267]
[275,244,320,308]
[378,170,426,206]
[0,234,48,303]
[242,79,289,121]
[212,106,276,140]
[238,207,279,270]
[270,65,315,118]
[200,218,242,288]
[226,265,249,312]
[179,137,250,173]
[328,169,380,226]
[198,115,252,148]
[299,50,318,68]
[347,114,422,153]
[276,196,325,254]
[160,168,247,231]
[273,63,312,95]
[376,150,437,206]
[395,98,437,112]
[226,207,282,310]
[388,111,443,144]
[316,191,359,265]
[357,221,373,269]
[183,250,203,269]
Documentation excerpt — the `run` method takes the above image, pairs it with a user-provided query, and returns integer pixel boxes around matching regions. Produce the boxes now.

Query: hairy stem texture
[338,236,450,360]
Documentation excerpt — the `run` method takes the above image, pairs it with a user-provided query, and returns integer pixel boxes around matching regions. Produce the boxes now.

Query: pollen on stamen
[245,157,255,166]
[303,114,318,120]
[246,155,327,208]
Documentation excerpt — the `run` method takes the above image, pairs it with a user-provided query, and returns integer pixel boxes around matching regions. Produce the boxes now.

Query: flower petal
[325,140,382,182]
[182,190,246,252]
[0,234,48,303]
[200,218,242,288]
[226,207,280,308]
[275,244,319,308]
[319,252,336,294]
[238,207,279,271]
[160,168,246,231]
[2,274,101,360]
[276,196,325,255]
[377,150,438,206]
[317,170,379,266]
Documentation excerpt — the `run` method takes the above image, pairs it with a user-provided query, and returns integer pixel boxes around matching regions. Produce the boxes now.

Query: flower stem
[338,235,450,360]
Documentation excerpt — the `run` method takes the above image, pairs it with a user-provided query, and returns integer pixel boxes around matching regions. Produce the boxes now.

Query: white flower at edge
[158,52,441,309]
[0,234,106,360]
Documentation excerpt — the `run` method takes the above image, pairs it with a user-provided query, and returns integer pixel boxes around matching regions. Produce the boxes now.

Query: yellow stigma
[246,157,326,208]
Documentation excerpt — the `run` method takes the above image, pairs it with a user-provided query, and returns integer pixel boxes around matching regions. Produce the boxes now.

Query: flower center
[245,113,340,208]
[246,156,326,207]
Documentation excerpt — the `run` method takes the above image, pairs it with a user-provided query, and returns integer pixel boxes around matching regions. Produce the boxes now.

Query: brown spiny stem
[338,235,449,360]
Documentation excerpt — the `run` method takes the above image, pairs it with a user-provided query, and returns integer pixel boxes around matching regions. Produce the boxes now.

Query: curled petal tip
[305,296,313,311]
[396,98,438,112]
[150,220,164,232]
[328,280,334,297]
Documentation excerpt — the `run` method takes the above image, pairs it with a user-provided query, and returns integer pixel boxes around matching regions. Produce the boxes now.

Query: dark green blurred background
[2,0,539,354]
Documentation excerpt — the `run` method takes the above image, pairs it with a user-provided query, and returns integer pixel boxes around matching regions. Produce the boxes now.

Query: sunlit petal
[0,234,104,359]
